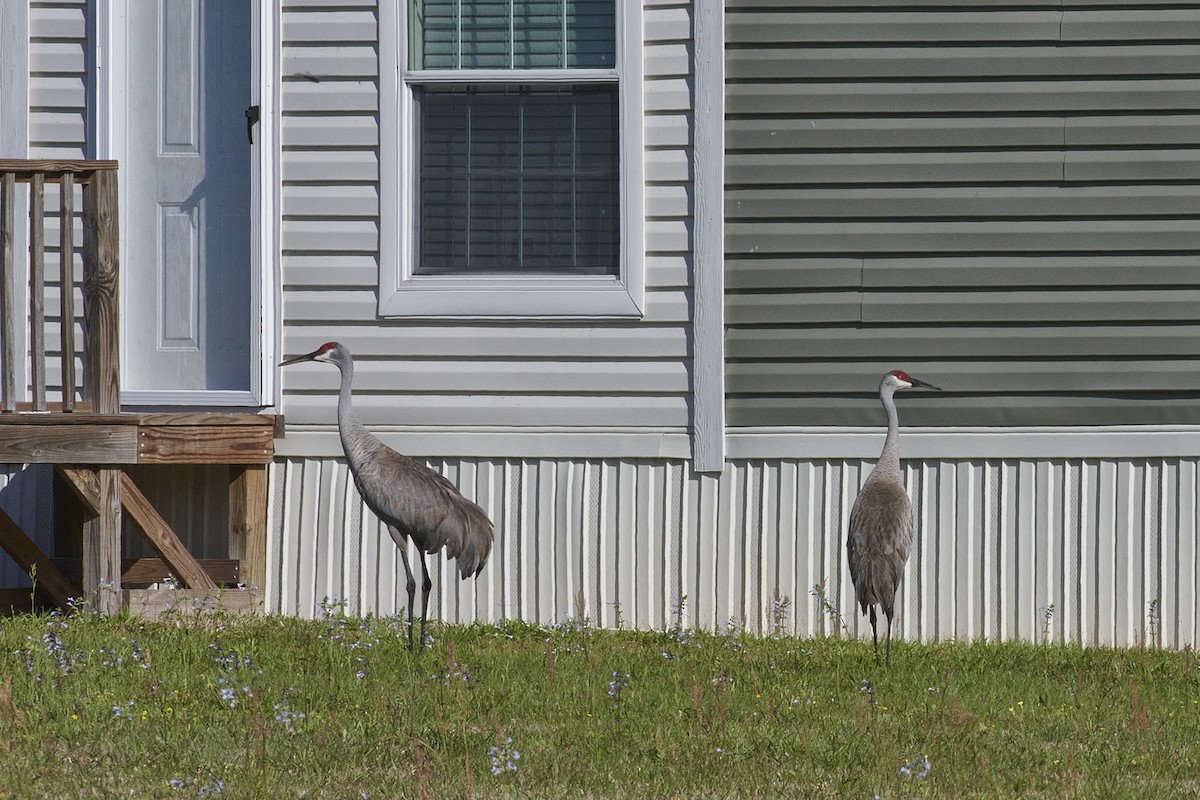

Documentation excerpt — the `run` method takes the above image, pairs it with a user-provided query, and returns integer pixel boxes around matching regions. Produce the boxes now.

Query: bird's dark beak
[909,378,942,391]
[279,348,322,367]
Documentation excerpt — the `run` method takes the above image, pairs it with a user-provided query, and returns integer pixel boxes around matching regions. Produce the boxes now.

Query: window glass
[417,85,620,275]
[410,0,615,69]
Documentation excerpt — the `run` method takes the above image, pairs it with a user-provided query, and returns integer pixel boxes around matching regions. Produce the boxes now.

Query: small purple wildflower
[273,693,306,734]
[860,678,876,705]
[608,671,630,704]
[487,738,520,776]
[899,755,932,779]
[430,663,474,687]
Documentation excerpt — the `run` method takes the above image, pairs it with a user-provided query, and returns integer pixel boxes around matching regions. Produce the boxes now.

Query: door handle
[245,105,260,144]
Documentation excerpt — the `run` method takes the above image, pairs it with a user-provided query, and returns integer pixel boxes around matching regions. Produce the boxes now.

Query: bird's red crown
[888,370,912,382]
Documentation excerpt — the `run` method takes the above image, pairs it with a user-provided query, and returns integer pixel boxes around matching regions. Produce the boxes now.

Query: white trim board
[691,0,725,472]
[0,2,27,157]
[276,427,695,460]
[273,425,1200,461]
[727,426,1200,460]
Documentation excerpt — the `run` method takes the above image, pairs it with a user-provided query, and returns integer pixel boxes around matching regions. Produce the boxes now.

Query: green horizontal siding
[725,1,1200,427]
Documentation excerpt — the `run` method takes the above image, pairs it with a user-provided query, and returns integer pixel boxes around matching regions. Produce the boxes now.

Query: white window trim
[378,0,644,319]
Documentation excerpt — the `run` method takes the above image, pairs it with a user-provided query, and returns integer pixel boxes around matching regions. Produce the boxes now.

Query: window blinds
[410,0,616,69]
[417,86,620,274]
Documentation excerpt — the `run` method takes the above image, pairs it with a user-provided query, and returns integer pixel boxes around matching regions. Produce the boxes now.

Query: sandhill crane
[280,342,494,652]
[846,370,941,666]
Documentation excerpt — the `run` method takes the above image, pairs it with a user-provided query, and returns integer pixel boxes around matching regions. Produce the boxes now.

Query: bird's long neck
[874,385,901,479]
[335,357,369,457]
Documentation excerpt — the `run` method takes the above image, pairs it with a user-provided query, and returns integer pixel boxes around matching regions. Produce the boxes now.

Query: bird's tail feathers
[430,499,494,580]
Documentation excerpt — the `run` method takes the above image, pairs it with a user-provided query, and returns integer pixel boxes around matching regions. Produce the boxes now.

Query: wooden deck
[0,160,274,617]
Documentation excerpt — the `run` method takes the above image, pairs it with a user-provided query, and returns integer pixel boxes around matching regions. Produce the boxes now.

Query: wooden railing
[0,160,120,415]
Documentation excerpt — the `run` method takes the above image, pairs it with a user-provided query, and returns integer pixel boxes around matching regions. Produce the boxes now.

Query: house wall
[8,1,1196,651]
[28,0,88,159]
[277,0,696,430]
[26,0,86,408]
[268,447,1200,648]
[724,0,1200,427]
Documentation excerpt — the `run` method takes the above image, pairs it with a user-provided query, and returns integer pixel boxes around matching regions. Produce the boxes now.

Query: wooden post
[29,172,45,411]
[81,168,122,614]
[59,172,75,412]
[81,169,119,415]
[81,467,121,614]
[229,465,267,597]
[0,172,15,413]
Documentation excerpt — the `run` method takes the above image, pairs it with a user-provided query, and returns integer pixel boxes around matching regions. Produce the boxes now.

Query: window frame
[379,0,644,319]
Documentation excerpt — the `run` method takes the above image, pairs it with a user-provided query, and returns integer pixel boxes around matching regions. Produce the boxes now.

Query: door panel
[123,0,252,395]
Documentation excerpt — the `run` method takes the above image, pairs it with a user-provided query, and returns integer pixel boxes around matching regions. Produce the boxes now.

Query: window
[380,0,644,317]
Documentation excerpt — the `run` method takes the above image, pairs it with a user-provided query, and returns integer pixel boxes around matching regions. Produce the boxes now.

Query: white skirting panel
[267,456,1199,649]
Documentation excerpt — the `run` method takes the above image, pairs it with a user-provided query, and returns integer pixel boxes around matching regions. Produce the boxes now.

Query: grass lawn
[0,597,1197,799]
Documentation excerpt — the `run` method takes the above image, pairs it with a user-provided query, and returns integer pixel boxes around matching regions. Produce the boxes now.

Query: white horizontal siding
[268,454,1200,649]
[28,1,86,159]
[277,0,695,429]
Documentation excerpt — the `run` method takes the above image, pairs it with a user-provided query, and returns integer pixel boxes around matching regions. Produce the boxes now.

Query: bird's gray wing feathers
[846,478,914,618]
[348,440,494,579]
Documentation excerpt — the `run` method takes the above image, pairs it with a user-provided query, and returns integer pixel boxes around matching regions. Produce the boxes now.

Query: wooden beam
[122,557,238,587]
[136,413,278,427]
[0,411,274,426]
[0,160,119,179]
[12,401,91,413]
[119,472,216,590]
[0,506,77,607]
[81,169,119,415]
[139,425,274,464]
[1,171,15,413]
[55,465,101,513]
[0,425,137,463]
[29,171,45,411]
[51,557,240,587]
[123,587,260,621]
[229,465,267,592]
[81,468,121,614]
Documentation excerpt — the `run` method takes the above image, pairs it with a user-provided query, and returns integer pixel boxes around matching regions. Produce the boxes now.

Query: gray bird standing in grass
[280,342,493,652]
[846,369,941,665]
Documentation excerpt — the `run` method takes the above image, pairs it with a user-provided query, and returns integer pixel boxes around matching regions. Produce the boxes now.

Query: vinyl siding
[269,453,1200,648]
[26,0,86,405]
[278,0,695,429]
[724,1,1200,427]
[28,1,87,159]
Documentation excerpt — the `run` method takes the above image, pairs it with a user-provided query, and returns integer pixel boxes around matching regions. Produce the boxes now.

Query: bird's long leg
[418,551,432,651]
[396,536,418,653]
[869,606,880,665]
[885,611,893,667]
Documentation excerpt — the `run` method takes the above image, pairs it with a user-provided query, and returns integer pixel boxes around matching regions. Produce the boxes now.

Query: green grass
[0,600,1198,799]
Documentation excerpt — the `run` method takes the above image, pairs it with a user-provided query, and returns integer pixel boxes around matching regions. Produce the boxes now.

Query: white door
[120,0,254,400]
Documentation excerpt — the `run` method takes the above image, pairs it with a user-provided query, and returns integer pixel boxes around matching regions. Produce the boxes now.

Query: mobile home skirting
[267,452,1199,649]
